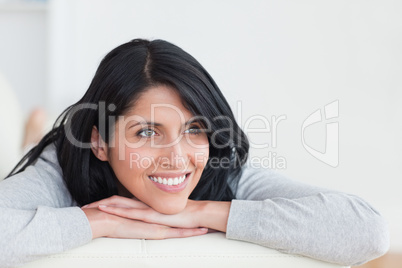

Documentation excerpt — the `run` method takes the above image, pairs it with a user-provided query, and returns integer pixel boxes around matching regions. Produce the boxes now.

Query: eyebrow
[128,120,199,129]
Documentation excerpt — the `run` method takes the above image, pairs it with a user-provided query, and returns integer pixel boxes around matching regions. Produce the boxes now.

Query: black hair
[7,39,249,206]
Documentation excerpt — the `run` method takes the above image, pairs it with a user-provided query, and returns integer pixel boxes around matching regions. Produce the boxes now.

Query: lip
[148,172,192,193]
[149,172,191,178]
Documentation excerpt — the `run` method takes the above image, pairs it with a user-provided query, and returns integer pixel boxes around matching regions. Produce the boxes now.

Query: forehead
[125,85,194,119]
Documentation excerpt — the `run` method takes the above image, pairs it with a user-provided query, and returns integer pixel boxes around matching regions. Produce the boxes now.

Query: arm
[226,165,389,266]
[0,145,93,268]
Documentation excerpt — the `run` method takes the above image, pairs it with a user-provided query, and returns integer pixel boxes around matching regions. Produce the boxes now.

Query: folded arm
[226,166,389,266]
[0,147,93,268]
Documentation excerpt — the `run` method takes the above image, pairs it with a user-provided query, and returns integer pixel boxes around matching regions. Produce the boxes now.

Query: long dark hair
[7,39,249,206]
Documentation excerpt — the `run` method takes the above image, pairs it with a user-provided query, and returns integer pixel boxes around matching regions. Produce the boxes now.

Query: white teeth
[149,174,187,186]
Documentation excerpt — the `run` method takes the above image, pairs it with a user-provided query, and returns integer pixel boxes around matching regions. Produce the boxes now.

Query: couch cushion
[23,232,349,268]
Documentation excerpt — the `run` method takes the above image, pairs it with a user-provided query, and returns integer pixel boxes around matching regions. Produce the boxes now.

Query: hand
[84,195,202,229]
[84,195,231,233]
[81,197,208,240]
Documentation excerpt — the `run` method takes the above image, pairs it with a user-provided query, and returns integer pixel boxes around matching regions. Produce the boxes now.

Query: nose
[161,138,188,170]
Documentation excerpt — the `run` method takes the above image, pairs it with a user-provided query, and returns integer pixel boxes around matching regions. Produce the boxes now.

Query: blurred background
[0,0,401,263]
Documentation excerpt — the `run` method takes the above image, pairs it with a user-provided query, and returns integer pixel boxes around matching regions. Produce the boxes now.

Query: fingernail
[81,205,88,208]
[200,228,208,232]
[98,205,107,208]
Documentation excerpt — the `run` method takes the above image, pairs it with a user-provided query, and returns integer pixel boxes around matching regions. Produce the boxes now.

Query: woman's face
[94,85,209,214]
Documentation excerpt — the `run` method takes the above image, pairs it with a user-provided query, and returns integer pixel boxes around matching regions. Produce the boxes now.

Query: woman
[0,39,389,267]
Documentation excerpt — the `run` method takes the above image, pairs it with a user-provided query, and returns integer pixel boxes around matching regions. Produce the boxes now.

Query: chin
[152,200,187,215]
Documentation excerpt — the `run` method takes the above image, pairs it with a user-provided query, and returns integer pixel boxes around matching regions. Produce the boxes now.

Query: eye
[137,128,157,137]
[184,126,202,135]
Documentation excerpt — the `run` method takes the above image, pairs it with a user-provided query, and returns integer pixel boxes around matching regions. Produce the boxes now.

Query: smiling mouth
[148,173,190,186]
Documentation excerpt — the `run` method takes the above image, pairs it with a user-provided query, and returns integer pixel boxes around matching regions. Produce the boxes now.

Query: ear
[91,126,109,161]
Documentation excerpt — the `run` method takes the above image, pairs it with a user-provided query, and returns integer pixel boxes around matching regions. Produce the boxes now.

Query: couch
[22,232,349,268]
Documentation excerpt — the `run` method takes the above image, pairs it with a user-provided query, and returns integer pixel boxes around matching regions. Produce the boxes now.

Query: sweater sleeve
[226,165,389,266]
[0,145,92,268]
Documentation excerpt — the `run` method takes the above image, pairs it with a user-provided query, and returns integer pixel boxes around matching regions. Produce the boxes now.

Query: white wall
[3,0,402,250]
[0,2,47,114]
[0,1,47,178]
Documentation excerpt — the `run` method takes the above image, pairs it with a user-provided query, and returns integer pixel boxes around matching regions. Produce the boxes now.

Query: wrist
[83,208,114,239]
[198,201,231,232]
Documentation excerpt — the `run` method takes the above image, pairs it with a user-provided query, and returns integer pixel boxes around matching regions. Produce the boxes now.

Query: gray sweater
[0,144,389,267]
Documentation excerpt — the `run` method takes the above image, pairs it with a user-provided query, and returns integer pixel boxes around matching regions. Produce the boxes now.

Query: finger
[99,206,195,229]
[97,205,150,221]
[162,227,209,239]
[109,217,207,240]
[83,195,149,209]
[98,205,180,227]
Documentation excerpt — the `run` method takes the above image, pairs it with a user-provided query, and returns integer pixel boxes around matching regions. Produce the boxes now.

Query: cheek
[121,146,159,175]
[188,142,209,168]
[199,148,209,168]
[107,146,151,186]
